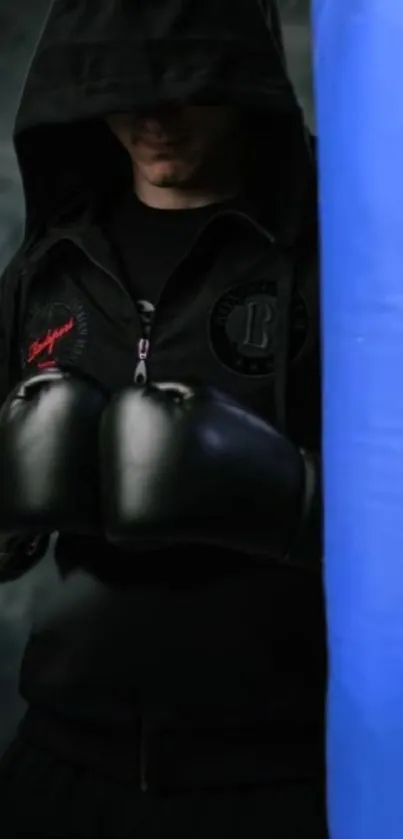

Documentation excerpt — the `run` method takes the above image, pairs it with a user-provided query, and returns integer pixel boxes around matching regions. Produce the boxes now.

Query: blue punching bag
[313,2,403,838]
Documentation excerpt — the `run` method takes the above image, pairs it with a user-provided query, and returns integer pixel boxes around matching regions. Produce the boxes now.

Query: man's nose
[135,102,184,124]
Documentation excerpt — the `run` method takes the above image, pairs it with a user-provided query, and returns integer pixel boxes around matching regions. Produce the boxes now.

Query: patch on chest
[21,299,89,371]
[209,279,309,377]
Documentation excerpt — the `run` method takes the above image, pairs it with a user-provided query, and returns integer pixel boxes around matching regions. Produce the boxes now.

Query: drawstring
[272,138,315,434]
[273,254,294,434]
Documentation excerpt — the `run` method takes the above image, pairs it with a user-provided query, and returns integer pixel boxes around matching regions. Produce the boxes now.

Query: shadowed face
[106,104,241,188]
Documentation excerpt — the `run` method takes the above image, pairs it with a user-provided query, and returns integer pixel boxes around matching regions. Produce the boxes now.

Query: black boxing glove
[100,382,320,568]
[0,369,107,580]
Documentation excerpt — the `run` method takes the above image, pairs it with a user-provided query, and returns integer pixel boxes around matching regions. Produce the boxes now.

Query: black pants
[0,737,328,838]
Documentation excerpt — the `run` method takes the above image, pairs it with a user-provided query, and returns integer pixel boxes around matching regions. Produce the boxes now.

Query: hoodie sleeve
[0,260,49,582]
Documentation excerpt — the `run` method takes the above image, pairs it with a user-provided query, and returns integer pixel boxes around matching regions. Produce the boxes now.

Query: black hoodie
[1,0,325,792]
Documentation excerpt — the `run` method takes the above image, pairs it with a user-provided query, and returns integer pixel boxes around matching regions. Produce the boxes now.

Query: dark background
[0,0,313,755]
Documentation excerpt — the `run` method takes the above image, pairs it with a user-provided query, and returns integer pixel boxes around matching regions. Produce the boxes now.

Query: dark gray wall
[0,0,313,756]
[0,0,52,272]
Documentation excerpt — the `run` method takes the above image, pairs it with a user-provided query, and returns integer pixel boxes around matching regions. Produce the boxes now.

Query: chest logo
[209,279,309,377]
[22,300,88,371]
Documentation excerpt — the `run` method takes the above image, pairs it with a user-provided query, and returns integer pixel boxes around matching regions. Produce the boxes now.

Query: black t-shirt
[106,191,244,333]
[108,191,222,302]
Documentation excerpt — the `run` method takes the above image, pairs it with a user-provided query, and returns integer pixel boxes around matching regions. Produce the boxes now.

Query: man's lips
[133,134,188,150]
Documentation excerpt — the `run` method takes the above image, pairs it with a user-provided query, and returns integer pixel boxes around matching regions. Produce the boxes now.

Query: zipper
[134,337,151,384]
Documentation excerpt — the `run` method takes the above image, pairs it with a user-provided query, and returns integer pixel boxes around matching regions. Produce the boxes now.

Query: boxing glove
[0,368,108,540]
[100,382,320,567]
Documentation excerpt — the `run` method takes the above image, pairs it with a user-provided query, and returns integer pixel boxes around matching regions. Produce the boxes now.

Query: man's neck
[133,180,241,210]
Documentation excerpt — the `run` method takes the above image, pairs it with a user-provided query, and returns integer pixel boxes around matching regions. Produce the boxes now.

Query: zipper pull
[134,337,150,384]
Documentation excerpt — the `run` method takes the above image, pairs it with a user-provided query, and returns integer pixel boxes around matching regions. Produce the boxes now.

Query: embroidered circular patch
[21,299,89,371]
[209,279,309,377]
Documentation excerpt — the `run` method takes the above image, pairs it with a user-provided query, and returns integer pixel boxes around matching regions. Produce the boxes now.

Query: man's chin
[143,159,193,187]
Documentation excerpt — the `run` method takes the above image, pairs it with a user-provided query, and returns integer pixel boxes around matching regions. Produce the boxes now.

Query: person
[0,0,326,836]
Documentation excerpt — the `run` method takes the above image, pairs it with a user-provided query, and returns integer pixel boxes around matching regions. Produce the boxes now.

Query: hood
[13,0,313,244]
